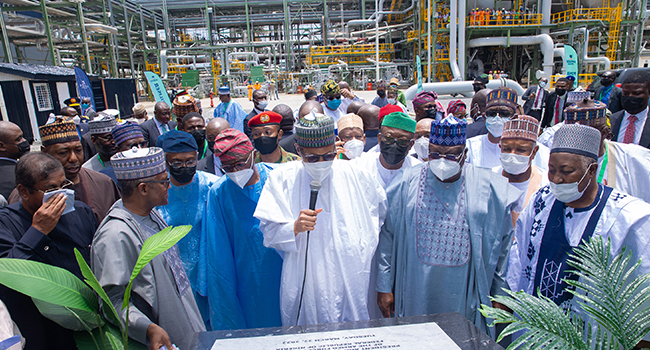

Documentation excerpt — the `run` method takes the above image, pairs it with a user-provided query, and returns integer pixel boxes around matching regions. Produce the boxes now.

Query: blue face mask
[327,98,342,110]
[81,103,90,109]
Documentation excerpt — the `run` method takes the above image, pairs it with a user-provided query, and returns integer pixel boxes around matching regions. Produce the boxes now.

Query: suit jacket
[279,133,297,154]
[541,92,571,128]
[197,154,222,176]
[593,85,622,114]
[610,110,650,149]
[139,118,177,147]
[243,108,267,138]
[0,160,16,200]
[466,117,488,139]
[81,132,97,164]
[522,85,549,115]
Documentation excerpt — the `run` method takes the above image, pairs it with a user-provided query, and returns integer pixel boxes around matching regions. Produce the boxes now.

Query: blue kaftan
[213,100,248,133]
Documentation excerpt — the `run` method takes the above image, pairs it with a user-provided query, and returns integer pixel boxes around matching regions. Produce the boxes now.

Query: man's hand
[31,193,67,235]
[529,93,536,100]
[146,323,173,350]
[293,209,323,235]
[341,88,354,100]
[377,292,394,318]
[335,140,348,160]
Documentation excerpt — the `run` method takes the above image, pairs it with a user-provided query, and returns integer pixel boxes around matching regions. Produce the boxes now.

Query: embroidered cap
[88,114,117,135]
[111,147,167,180]
[564,96,607,127]
[112,121,144,146]
[39,117,80,146]
[337,113,364,133]
[413,91,438,109]
[501,115,540,142]
[551,123,601,160]
[430,116,467,146]
[295,111,336,148]
[486,87,518,110]
[446,100,466,115]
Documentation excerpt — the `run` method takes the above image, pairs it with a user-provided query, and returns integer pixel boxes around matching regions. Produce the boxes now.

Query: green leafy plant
[480,236,650,350]
[0,225,191,350]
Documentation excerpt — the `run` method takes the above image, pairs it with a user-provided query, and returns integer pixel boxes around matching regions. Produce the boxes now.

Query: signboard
[74,67,95,114]
[563,45,579,81]
[144,71,172,106]
[210,322,461,350]
[416,55,423,93]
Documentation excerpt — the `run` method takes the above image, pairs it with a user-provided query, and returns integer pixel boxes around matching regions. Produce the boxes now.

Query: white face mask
[485,116,506,137]
[549,164,593,203]
[414,137,430,160]
[343,139,364,159]
[387,98,396,105]
[257,100,269,110]
[303,160,334,182]
[225,153,254,188]
[500,152,531,175]
[429,158,461,181]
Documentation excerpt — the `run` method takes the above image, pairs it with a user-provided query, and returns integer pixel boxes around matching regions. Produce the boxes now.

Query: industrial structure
[0,0,646,99]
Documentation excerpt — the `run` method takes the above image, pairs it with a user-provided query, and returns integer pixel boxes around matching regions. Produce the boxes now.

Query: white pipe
[160,49,168,79]
[468,34,554,81]
[458,0,466,79]
[404,79,526,100]
[427,0,431,82]
[541,0,551,34]
[448,0,462,80]
[375,0,379,80]
[574,27,611,70]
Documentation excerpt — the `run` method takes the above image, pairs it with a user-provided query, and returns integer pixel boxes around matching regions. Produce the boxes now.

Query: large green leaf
[0,258,97,312]
[121,225,191,310]
[74,248,123,330]
[33,298,102,331]
[74,322,148,350]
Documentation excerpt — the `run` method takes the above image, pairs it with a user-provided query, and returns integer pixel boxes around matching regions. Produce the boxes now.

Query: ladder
[605,4,622,61]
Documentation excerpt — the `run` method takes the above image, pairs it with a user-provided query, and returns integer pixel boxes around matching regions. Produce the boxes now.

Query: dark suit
[522,85,549,121]
[279,132,297,154]
[197,154,225,177]
[139,118,177,147]
[243,108,266,138]
[541,92,570,128]
[593,85,622,114]
[81,132,96,164]
[363,130,380,152]
[610,110,650,149]
[0,159,16,200]
[466,117,488,139]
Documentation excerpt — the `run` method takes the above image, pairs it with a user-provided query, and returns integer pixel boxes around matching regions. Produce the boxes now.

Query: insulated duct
[404,79,526,100]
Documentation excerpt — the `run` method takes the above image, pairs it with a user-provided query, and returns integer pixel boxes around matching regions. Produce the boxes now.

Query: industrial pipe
[573,27,611,70]
[458,0,466,79]
[448,0,462,80]
[541,0,551,34]
[404,79,526,100]
[468,34,555,81]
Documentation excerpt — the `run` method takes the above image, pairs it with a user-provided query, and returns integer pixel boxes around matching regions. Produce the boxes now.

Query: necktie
[622,115,638,144]
[553,96,561,125]
[533,86,544,109]
[163,124,169,133]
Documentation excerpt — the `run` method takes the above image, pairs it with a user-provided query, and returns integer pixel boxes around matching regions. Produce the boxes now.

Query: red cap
[378,104,403,123]
[248,111,283,127]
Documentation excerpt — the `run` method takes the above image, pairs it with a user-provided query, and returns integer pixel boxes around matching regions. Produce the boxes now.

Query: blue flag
[74,67,95,114]
[145,71,172,106]
[416,56,423,94]
[563,45,579,81]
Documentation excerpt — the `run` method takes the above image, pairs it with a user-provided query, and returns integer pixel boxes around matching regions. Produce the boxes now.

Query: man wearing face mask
[181,112,209,160]
[155,130,220,330]
[254,112,387,326]
[81,97,97,119]
[354,112,420,188]
[411,118,434,161]
[0,121,30,200]
[336,114,366,160]
[371,80,389,108]
[413,91,446,121]
[197,118,230,176]
[507,124,650,338]
[82,114,118,172]
[522,78,549,121]
[610,70,650,149]
[248,111,300,165]
[541,78,570,128]
[386,86,408,113]
[376,116,519,335]
[244,90,269,138]
[202,128,283,330]
[320,80,347,126]
[593,70,622,113]
[467,87,550,170]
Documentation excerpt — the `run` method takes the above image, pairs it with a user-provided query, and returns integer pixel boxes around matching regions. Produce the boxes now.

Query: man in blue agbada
[156,130,220,329]
[202,128,282,330]
[213,85,248,133]
[376,116,520,335]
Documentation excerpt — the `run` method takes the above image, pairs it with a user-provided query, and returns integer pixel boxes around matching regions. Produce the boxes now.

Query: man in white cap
[82,113,117,172]
[213,85,247,133]
[91,147,205,350]
[132,103,149,124]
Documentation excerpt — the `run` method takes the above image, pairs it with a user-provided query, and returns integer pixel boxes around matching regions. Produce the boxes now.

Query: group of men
[1,69,650,350]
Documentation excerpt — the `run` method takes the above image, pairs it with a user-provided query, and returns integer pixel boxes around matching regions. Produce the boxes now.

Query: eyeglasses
[143,179,171,187]
[96,134,114,142]
[485,110,514,119]
[339,134,364,142]
[380,133,411,147]
[220,153,253,173]
[168,159,198,168]
[301,151,338,163]
[35,179,74,194]
[429,148,465,161]
[325,95,341,101]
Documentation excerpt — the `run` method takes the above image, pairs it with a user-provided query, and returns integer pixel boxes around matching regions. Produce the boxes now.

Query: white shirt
[352,151,422,188]
[339,96,366,113]
[467,134,550,170]
[322,103,345,127]
[617,107,648,145]
[537,122,564,149]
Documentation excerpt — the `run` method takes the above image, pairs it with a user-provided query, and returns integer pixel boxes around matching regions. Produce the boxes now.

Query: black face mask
[556,88,566,96]
[473,85,483,93]
[377,90,386,98]
[253,136,278,155]
[189,129,206,151]
[17,140,30,158]
[380,140,409,165]
[207,141,215,154]
[621,95,647,114]
[169,165,196,184]
[425,108,438,120]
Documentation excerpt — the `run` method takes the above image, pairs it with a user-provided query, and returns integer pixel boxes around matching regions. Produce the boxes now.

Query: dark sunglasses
[380,134,411,147]
[302,151,338,163]
[429,151,465,161]
[325,95,341,101]
[143,179,171,187]
[485,110,514,119]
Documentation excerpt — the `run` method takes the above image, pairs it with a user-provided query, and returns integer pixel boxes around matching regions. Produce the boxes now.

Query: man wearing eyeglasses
[467,87,550,171]
[92,147,205,350]
[320,80,347,126]
[0,152,98,350]
[254,112,387,326]
[83,113,118,172]
[376,116,518,335]
[201,128,283,330]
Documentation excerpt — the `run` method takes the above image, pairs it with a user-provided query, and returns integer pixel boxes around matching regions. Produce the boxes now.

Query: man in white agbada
[254,112,387,326]
[467,87,549,170]
[508,124,650,344]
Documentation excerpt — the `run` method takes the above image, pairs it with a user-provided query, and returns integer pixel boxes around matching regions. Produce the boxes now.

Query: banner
[416,56,423,94]
[144,71,172,106]
[74,67,95,114]
[563,45,579,81]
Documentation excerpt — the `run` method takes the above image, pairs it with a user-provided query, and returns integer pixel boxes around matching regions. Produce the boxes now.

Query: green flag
[417,56,423,93]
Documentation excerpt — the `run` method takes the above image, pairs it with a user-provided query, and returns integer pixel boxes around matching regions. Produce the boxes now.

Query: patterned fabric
[486,87,518,110]
[254,147,301,164]
[294,111,336,148]
[337,113,364,132]
[320,80,340,96]
[564,98,607,126]
[381,112,416,133]
[502,115,540,142]
[446,100,466,115]
[88,114,117,135]
[218,85,231,95]
[387,85,398,94]
[565,91,590,104]
[158,130,198,153]
[39,117,80,146]
[112,121,144,146]
[413,91,438,109]
[623,115,638,144]
[111,147,167,180]
[551,123,601,160]
[212,128,253,162]
[248,111,282,127]
[430,116,467,146]
[172,92,200,118]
